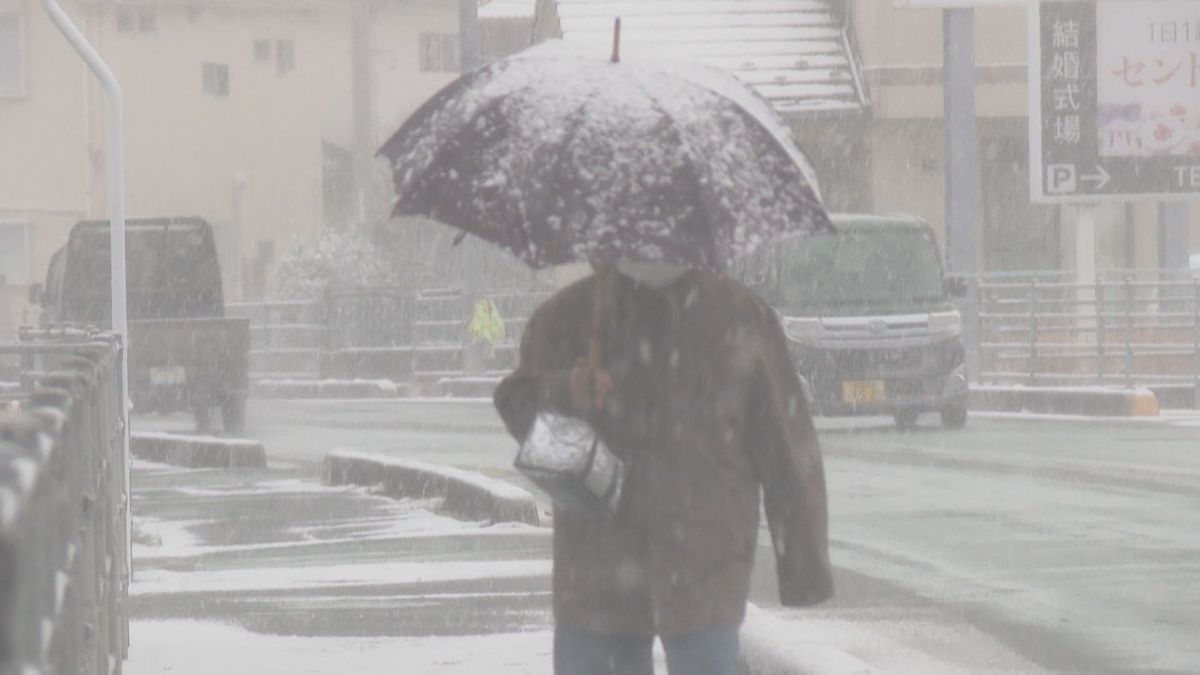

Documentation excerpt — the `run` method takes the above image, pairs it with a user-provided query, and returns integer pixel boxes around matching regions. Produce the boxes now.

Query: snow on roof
[479,0,538,19]
[552,0,866,114]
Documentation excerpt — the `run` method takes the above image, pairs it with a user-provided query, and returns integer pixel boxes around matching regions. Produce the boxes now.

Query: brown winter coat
[493,270,833,637]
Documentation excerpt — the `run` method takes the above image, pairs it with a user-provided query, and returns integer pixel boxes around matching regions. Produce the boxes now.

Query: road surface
[132,400,1200,673]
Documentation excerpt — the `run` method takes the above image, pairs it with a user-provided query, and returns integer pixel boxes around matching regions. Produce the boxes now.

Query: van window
[63,224,222,322]
[776,228,944,312]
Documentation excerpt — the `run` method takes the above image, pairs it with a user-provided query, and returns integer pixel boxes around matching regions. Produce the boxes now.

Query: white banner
[1096,1,1200,158]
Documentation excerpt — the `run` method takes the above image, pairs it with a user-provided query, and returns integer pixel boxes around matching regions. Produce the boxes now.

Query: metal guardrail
[233,285,552,380]
[0,329,129,674]
[979,267,1196,284]
[978,274,1200,401]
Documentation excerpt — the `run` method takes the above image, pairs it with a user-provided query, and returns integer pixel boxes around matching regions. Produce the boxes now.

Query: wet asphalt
[127,401,1200,673]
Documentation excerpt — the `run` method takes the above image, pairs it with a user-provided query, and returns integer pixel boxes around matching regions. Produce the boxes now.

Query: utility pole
[1159,203,1191,272]
[40,0,131,581]
[351,0,374,227]
[459,0,481,71]
[944,7,981,378]
[459,0,484,375]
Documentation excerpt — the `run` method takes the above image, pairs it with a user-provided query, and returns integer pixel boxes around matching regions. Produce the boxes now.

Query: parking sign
[1030,0,1200,201]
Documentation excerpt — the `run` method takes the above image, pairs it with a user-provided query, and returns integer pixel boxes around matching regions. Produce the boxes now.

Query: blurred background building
[2,0,1198,336]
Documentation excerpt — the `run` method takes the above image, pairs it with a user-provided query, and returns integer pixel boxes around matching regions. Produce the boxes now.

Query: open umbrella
[380,38,835,515]
[378,39,833,272]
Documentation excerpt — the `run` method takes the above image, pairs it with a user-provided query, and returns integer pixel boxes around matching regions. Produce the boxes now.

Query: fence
[977,272,1200,403]
[231,285,551,382]
[0,329,129,674]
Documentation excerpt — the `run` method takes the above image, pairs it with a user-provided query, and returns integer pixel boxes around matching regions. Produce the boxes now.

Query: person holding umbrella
[380,39,834,675]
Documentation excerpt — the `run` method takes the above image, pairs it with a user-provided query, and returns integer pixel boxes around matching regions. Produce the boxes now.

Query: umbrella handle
[588,263,607,369]
[611,17,621,64]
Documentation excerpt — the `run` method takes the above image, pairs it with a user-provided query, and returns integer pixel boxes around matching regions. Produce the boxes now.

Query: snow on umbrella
[378,40,833,272]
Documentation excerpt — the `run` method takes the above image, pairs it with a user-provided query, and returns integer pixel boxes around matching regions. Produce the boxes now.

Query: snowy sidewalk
[124,459,1047,674]
[126,460,554,674]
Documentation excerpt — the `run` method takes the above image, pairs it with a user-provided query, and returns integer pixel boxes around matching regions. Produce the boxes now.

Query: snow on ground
[173,478,354,497]
[255,378,399,391]
[132,501,542,561]
[132,430,265,448]
[974,409,1200,428]
[126,620,554,675]
[132,516,204,558]
[743,605,1052,675]
[973,384,1157,395]
[132,559,552,596]
[330,449,538,502]
[132,458,205,475]
[133,519,543,561]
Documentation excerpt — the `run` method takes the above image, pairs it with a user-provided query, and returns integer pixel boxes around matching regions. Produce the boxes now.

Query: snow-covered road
[128,400,1200,673]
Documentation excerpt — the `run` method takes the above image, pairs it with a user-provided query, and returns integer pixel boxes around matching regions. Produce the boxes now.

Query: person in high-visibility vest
[468,298,506,361]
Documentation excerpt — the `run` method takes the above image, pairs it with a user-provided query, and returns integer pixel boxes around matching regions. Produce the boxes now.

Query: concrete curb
[322,450,540,526]
[1148,383,1198,410]
[434,377,501,398]
[970,385,1159,417]
[739,606,882,675]
[131,431,267,469]
[252,379,405,399]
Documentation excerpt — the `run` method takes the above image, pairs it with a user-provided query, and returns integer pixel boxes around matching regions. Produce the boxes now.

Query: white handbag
[512,264,626,516]
[514,410,625,515]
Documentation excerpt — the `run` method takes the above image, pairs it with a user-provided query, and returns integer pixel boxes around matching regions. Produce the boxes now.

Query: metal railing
[977,273,1200,400]
[233,284,552,381]
[0,329,129,674]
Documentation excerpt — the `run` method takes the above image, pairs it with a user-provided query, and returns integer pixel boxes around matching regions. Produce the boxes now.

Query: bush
[275,228,399,299]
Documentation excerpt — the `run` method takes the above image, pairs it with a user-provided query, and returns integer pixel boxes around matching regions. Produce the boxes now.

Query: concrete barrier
[970,385,1159,417]
[1148,383,1198,410]
[1,335,129,673]
[131,431,267,469]
[323,450,539,526]
[252,378,405,399]
[434,376,501,398]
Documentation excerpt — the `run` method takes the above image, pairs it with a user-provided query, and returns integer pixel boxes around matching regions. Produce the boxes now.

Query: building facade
[0,0,472,336]
[532,0,1200,278]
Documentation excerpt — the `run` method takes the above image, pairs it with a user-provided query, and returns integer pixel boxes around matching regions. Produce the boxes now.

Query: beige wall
[96,1,336,298]
[1,0,90,326]
[2,0,347,311]
[370,0,457,148]
[854,1,1027,120]
[867,119,947,239]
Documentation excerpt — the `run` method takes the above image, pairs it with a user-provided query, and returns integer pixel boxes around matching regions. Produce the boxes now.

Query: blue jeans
[554,624,740,675]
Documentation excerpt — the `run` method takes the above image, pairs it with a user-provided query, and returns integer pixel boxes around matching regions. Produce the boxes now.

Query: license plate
[150,366,187,386]
[842,380,885,404]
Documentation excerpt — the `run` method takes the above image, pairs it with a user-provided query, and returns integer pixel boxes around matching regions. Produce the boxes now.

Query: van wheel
[893,408,919,430]
[941,401,968,429]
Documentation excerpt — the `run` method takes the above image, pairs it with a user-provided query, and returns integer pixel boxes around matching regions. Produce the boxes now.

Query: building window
[419,33,459,73]
[117,6,136,32]
[117,6,156,34]
[138,9,156,33]
[0,13,25,98]
[253,39,271,62]
[276,39,294,74]
[0,222,30,286]
[202,62,229,97]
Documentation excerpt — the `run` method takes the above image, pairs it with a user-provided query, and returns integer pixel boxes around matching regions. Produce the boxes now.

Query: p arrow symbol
[1081,165,1111,191]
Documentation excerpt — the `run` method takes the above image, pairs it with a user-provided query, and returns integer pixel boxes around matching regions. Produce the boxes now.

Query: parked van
[32,218,250,432]
[740,214,969,429]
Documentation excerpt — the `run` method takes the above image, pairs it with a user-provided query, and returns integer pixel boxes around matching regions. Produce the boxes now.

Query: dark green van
[740,213,968,429]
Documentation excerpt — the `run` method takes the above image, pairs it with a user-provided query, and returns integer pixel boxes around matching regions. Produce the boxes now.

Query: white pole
[39,0,131,583]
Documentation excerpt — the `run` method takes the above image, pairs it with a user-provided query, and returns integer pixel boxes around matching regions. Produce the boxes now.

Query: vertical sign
[1030,0,1200,201]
